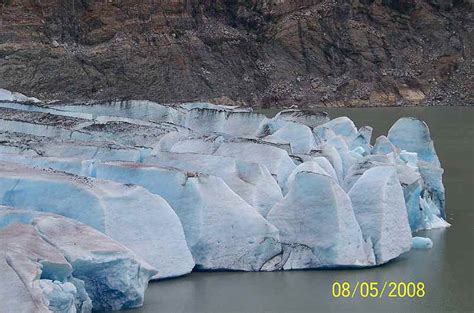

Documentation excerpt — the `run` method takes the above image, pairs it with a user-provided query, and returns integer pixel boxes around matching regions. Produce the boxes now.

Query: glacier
[0,90,449,311]
[0,209,156,312]
[348,166,412,264]
[266,162,376,269]
[0,88,41,104]
[0,162,194,280]
[92,161,282,271]
[143,152,283,216]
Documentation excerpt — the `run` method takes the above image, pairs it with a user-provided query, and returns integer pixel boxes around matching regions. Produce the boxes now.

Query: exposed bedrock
[0,0,471,106]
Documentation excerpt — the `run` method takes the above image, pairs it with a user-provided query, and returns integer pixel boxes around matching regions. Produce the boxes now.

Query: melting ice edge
[0,89,448,312]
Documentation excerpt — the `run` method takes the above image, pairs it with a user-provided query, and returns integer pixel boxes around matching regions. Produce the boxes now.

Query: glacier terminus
[0,89,448,312]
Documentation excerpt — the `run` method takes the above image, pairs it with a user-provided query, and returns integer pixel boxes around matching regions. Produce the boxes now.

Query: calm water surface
[129,107,473,313]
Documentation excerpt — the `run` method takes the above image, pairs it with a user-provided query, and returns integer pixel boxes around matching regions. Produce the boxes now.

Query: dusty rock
[0,0,472,107]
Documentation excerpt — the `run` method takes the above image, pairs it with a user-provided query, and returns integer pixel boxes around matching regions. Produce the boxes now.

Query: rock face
[0,0,471,107]
[0,210,157,312]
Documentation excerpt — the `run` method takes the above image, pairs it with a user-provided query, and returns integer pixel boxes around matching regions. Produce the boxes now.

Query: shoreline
[0,92,472,110]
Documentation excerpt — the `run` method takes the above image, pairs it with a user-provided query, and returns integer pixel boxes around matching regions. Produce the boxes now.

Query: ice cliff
[0,91,449,311]
[0,208,156,312]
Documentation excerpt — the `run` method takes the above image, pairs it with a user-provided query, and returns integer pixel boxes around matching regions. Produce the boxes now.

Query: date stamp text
[331,281,426,298]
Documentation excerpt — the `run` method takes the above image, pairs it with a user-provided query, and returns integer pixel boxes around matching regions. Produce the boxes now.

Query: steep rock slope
[0,0,472,107]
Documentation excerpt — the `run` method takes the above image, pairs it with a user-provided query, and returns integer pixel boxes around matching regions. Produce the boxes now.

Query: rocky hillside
[0,0,472,107]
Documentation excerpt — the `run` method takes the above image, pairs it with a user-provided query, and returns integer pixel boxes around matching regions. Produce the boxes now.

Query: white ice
[0,90,449,282]
[0,210,157,312]
[214,141,296,189]
[388,117,440,166]
[267,162,375,269]
[144,152,283,216]
[92,161,282,271]
[0,88,41,103]
[273,109,330,128]
[411,236,433,249]
[0,162,194,279]
[348,166,412,264]
[259,119,317,154]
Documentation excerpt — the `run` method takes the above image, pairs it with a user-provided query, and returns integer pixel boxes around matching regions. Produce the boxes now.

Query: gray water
[130,107,473,313]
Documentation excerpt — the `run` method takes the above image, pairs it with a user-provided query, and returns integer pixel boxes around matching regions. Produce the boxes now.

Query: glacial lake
[126,106,473,313]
